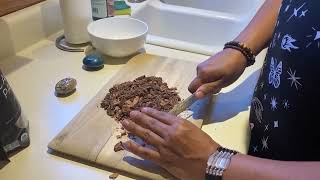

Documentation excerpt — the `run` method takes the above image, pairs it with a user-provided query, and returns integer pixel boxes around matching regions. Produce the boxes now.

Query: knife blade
[169,94,197,116]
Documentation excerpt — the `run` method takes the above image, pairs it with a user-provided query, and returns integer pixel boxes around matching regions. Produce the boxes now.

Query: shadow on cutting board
[47,148,154,180]
[191,68,261,125]
[122,156,175,179]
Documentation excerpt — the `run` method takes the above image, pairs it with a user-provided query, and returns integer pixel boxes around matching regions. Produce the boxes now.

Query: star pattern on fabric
[299,10,308,17]
[287,2,308,22]
[249,0,320,158]
[283,99,290,110]
[262,136,269,150]
[270,97,278,111]
[306,27,320,48]
[287,68,302,90]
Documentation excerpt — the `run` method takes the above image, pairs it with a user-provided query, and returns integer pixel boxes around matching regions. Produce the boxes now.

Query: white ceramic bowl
[87,17,148,57]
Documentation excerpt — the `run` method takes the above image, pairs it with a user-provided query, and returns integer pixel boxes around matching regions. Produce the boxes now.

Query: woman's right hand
[188,48,248,99]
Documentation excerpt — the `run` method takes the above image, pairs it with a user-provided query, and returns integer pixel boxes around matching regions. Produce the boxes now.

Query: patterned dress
[248,0,320,161]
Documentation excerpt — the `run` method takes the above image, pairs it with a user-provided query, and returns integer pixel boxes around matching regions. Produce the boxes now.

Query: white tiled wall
[0,0,63,61]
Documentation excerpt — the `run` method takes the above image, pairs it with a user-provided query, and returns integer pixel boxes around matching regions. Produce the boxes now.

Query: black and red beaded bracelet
[224,41,256,67]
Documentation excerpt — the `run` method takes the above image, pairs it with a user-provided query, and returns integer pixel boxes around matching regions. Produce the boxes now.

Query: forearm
[234,0,282,55]
[224,154,320,180]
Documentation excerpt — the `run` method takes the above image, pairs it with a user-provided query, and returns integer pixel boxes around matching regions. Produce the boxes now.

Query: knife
[169,94,207,128]
[169,94,197,116]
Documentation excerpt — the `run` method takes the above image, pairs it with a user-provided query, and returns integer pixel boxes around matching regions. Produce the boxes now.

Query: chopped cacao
[116,134,122,139]
[120,130,127,136]
[109,173,119,179]
[101,75,181,121]
[114,142,124,152]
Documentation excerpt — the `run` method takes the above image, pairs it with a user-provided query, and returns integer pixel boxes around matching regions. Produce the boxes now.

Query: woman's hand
[188,49,247,99]
[121,107,220,180]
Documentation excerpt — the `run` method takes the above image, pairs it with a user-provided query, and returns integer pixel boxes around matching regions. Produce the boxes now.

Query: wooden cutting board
[48,53,208,179]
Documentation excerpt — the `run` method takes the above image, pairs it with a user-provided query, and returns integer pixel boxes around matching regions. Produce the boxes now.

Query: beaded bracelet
[224,41,256,67]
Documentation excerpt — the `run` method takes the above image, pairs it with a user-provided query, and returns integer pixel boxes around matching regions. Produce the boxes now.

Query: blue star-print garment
[248,0,320,161]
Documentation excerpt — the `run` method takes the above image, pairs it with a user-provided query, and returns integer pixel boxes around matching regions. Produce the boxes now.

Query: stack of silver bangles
[206,147,238,176]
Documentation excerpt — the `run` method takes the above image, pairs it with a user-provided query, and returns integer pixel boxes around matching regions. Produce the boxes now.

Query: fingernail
[121,119,129,126]
[120,141,128,151]
[195,91,204,99]
[130,110,139,117]
[141,107,150,113]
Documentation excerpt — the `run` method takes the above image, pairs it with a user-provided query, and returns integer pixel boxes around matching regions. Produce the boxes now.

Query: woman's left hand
[121,107,220,180]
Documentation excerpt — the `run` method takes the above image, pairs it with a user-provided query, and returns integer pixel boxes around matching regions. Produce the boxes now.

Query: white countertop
[0,32,265,179]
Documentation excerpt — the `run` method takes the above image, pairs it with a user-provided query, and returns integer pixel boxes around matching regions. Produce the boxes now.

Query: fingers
[122,140,161,164]
[190,78,221,99]
[195,80,223,98]
[189,65,223,99]
[188,77,203,94]
[121,119,164,147]
[140,107,178,125]
[130,111,168,138]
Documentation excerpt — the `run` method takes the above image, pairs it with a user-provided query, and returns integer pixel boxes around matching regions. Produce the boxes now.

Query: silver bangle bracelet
[206,147,238,178]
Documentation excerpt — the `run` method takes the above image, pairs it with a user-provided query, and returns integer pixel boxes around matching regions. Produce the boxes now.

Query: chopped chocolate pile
[114,142,124,152]
[101,75,181,121]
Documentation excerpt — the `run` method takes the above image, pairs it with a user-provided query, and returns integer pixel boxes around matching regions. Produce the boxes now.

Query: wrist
[222,153,242,180]
[200,143,221,179]
[221,48,247,69]
[234,35,260,55]
[224,41,256,67]
[205,147,238,180]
